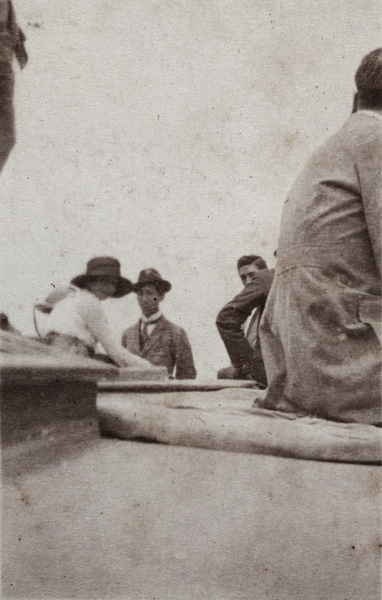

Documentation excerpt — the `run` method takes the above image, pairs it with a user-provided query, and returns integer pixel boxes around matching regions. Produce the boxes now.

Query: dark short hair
[355,48,382,109]
[237,254,267,271]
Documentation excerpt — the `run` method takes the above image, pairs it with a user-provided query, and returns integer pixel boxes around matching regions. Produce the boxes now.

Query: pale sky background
[1,0,381,377]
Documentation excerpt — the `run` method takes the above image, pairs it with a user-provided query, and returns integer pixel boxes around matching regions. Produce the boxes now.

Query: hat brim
[71,274,133,298]
[133,280,172,295]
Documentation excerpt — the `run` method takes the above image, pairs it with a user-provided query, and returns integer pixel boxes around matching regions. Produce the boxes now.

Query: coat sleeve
[356,118,382,278]
[121,326,141,357]
[216,269,274,369]
[173,327,197,379]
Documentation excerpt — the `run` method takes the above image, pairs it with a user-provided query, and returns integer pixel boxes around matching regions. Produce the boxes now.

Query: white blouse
[46,288,136,367]
[46,288,98,347]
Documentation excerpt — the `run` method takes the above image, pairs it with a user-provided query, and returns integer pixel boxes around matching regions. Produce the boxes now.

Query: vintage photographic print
[1,1,381,598]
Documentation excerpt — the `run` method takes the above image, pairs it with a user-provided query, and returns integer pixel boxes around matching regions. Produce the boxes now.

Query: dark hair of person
[237,255,267,271]
[83,275,117,291]
[355,48,382,109]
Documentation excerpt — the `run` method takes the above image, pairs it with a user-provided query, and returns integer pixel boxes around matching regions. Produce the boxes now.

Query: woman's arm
[81,296,153,368]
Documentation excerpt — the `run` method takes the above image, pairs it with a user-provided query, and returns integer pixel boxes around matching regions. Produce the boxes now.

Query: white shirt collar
[141,310,162,324]
[357,109,382,121]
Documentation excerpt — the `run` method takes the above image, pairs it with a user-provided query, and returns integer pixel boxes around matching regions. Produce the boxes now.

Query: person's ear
[351,92,358,114]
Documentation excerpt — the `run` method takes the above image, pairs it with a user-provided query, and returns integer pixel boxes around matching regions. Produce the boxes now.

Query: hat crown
[134,268,172,294]
[137,268,163,285]
[86,256,121,279]
[70,257,133,298]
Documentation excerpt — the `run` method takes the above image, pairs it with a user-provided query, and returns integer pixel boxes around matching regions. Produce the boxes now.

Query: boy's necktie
[140,316,161,349]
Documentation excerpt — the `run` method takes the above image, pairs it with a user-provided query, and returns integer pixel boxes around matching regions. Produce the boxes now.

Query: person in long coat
[259,48,382,425]
[122,269,196,379]
[0,0,27,173]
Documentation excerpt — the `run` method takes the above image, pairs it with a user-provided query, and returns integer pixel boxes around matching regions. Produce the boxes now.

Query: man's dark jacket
[216,269,274,384]
[122,316,196,380]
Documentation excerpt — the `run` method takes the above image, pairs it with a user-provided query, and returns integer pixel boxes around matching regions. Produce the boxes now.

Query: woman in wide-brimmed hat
[42,257,152,369]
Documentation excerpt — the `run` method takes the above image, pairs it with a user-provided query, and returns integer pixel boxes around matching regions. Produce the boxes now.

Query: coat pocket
[357,293,382,345]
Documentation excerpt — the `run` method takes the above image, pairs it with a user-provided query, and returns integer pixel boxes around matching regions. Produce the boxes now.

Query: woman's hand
[125,355,155,370]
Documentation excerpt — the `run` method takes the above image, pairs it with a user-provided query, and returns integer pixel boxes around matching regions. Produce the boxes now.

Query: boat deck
[2,417,381,600]
[1,344,381,599]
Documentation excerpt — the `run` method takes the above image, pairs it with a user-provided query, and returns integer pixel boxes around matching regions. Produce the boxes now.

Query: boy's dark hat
[71,257,133,298]
[133,268,172,295]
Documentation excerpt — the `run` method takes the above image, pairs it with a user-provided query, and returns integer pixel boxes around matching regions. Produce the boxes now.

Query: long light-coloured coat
[122,316,196,379]
[260,111,381,425]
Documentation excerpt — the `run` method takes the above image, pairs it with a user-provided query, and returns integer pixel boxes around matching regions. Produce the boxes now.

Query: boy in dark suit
[216,255,274,386]
[122,269,196,379]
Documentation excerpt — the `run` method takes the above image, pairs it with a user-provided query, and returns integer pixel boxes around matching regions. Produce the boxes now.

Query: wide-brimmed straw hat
[71,257,133,298]
[133,268,172,295]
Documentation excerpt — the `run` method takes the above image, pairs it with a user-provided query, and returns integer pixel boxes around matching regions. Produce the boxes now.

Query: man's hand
[242,268,274,296]
[233,363,252,380]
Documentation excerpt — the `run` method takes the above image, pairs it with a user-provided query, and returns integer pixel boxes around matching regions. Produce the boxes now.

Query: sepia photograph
[1,0,381,598]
